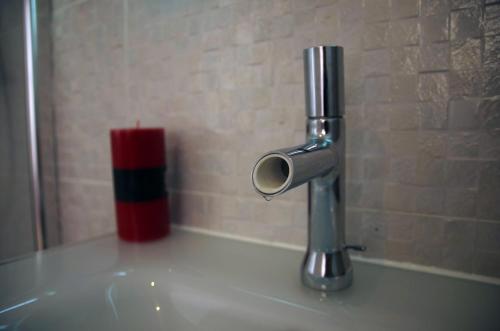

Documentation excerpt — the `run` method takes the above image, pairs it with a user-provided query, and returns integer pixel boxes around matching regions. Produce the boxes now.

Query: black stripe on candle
[113,167,166,202]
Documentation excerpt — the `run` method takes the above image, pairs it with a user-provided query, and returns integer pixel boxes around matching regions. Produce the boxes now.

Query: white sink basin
[0,267,337,330]
[1,229,499,330]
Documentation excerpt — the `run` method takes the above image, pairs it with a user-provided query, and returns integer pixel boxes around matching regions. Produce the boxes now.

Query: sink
[0,267,336,331]
[1,229,499,330]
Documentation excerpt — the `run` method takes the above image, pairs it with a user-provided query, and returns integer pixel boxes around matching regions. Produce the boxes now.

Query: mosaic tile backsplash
[51,0,500,277]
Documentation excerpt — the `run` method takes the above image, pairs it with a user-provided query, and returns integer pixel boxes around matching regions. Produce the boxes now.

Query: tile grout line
[168,189,500,224]
[173,224,500,286]
[59,177,112,186]
[52,0,88,15]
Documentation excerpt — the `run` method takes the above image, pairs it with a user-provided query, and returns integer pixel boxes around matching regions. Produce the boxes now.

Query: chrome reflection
[251,46,366,291]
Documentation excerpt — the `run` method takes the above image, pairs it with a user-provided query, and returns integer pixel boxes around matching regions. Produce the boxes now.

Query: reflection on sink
[0,266,336,331]
[1,230,499,331]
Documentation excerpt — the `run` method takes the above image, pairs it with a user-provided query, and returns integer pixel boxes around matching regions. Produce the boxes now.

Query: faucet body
[252,46,364,291]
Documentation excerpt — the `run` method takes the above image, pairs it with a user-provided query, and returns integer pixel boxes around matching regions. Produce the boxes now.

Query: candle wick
[136,120,140,128]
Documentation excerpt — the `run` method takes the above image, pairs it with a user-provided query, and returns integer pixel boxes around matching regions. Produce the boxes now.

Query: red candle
[110,126,169,242]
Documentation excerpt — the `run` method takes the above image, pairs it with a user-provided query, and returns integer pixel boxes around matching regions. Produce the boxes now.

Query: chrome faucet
[251,46,365,291]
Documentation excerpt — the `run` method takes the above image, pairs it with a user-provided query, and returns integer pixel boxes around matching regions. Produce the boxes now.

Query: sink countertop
[0,229,499,330]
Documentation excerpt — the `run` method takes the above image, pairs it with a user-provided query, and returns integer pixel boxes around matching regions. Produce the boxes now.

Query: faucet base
[301,250,353,291]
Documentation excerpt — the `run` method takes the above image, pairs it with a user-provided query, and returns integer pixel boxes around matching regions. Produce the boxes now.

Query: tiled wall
[51,0,500,278]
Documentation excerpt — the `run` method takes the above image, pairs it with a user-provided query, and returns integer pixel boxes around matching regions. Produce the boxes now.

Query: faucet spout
[252,142,338,198]
[251,46,364,291]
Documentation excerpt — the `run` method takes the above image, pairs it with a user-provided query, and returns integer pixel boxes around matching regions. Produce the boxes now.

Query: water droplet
[263,195,272,202]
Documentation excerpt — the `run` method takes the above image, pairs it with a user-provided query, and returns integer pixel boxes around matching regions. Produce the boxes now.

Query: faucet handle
[344,244,367,252]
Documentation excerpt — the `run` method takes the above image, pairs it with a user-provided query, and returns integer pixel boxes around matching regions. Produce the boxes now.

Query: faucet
[251,46,365,291]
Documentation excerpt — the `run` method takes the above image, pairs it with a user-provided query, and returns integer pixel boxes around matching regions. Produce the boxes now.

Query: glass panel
[0,0,36,261]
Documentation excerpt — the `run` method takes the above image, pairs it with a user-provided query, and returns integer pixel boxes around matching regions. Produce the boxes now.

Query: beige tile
[389,157,417,185]
[450,7,482,41]
[418,100,448,129]
[364,76,391,102]
[445,160,480,189]
[346,181,363,207]
[473,250,500,278]
[449,98,481,130]
[270,14,294,39]
[442,220,476,272]
[390,18,420,46]
[363,0,390,22]
[391,0,419,19]
[364,104,390,131]
[451,38,481,71]
[359,180,385,209]
[384,184,417,212]
[418,73,449,102]
[391,46,420,74]
[362,22,389,50]
[448,132,480,158]
[416,187,446,214]
[391,74,418,102]
[445,189,478,218]
[413,216,446,266]
[385,213,415,242]
[390,131,418,157]
[363,157,389,181]
[363,49,391,77]
[449,69,485,98]
[418,131,448,158]
[479,98,500,132]
[477,162,500,220]
[421,14,449,43]
[346,156,364,181]
[385,240,415,261]
[421,0,450,16]
[419,43,449,71]
[416,156,447,187]
[479,131,500,159]
[364,130,391,156]
[476,221,500,252]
